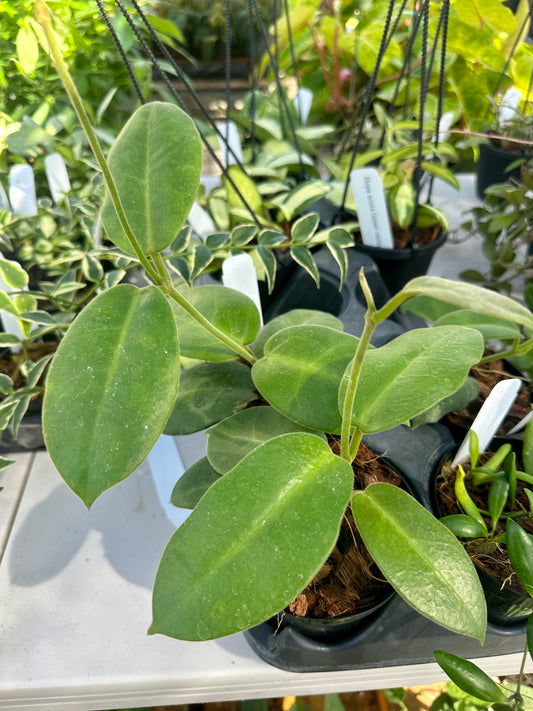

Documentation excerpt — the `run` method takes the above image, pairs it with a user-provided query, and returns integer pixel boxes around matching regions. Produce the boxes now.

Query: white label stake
[451,378,522,469]
[350,168,394,249]
[216,120,243,167]
[222,253,263,327]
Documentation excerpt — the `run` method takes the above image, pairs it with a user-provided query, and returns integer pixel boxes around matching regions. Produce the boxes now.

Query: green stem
[340,269,377,461]
[511,637,529,710]
[36,2,257,366]
[151,254,257,365]
[35,1,160,285]
[478,338,533,363]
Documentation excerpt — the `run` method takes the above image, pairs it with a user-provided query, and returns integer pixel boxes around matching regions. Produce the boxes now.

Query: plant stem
[151,254,257,364]
[510,637,529,710]
[35,1,257,366]
[478,338,533,363]
[340,268,376,461]
[34,1,160,286]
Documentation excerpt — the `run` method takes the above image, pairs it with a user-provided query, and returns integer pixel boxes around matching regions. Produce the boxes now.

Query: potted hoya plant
[34,1,533,666]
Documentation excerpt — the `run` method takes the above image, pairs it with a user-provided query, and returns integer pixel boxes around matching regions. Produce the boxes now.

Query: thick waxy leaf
[522,414,533,477]
[0,259,28,289]
[507,519,533,596]
[43,285,180,506]
[433,651,506,703]
[171,457,221,509]
[150,433,353,640]
[172,285,261,362]
[433,310,522,342]
[440,514,489,539]
[102,102,202,255]
[346,326,484,433]
[207,406,325,474]
[401,277,533,332]
[164,361,256,435]
[352,484,487,641]
[400,294,457,322]
[251,309,343,359]
[252,325,359,433]
[290,246,320,287]
[528,615,533,663]
[411,377,480,427]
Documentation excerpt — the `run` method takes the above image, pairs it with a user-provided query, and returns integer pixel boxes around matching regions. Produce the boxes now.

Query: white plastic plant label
[436,111,455,143]
[451,378,522,469]
[350,167,394,248]
[0,182,9,211]
[294,88,313,125]
[216,120,243,167]
[44,152,71,204]
[222,252,263,326]
[9,164,37,217]
[498,87,521,127]
[187,202,216,238]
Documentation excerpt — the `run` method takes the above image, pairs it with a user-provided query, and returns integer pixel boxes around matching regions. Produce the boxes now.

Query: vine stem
[35,1,256,366]
[340,269,377,461]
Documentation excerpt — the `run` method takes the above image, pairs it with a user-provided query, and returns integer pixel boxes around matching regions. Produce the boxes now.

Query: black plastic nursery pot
[353,230,447,296]
[476,142,527,199]
[244,425,531,672]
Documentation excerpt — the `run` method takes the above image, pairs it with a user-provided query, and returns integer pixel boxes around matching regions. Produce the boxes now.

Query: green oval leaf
[440,514,489,539]
[170,457,221,509]
[347,326,484,433]
[401,277,533,332]
[0,259,28,289]
[43,285,180,506]
[150,432,353,640]
[352,484,487,641]
[507,519,533,596]
[173,285,261,362]
[101,102,202,255]
[433,310,522,342]
[252,324,359,433]
[164,361,256,435]
[433,651,506,703]
[207,406,325,474]
[251,309,343,359]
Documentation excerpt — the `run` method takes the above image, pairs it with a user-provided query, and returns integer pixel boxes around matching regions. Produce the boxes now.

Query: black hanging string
[248,0,258,159]
[426,0,450,204]
[410,0,431,246]
[106,0,262,227]
[250,0,306,177]
[224,0,232,163]
[338,0,400,214]
[95,0,145,106]
[282,0,301,97]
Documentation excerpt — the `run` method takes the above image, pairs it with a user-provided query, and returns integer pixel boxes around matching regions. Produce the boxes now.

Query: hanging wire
[248,0,259,159]
[410,0,431,245]
[95,0,145,105]
[224,0,232,156]
[99,0,263,227]
[338,0,401,214]
[426,0,450,203]
[250,0,307,177]
[282,0,301,96]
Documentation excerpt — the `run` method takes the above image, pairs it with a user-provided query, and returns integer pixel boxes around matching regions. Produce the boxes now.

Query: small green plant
[34,1,533,648]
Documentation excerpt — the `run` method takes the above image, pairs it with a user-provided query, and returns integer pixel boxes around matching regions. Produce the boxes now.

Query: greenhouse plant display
[30,2,533,671]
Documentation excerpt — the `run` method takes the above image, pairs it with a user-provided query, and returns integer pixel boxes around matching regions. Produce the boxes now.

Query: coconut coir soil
[288,442,400,619]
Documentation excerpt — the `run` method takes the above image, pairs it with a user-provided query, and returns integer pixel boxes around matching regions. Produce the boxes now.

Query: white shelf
[0,448,530,711]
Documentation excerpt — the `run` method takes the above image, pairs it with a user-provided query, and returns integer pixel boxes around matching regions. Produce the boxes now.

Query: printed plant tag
[9,164,37,217]
[187,202,216,238]
[498,87,521,127]
[451,378,522,468]
[222,253,263,326]
[350,167,394,248]
[44,152,71,204]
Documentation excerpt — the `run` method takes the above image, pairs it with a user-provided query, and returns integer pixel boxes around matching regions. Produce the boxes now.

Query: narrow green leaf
[469,430,480,470]
[290,246,320,287]
[455,465,489,537]
[433,651,506,703]
[253,325,359,433]
[256,246,276,294]
[172,285,261,362]
[231,224,258,247]
[150,433,353,640]
[258,229,287,247]
[204,232,230,250]
[488,474,510,532]
[170,457,221,509]
[101,102,202,255]
[0,259,28,289]
[507,519,533,596]
[352,484,487,641]
[347,326,484,433]
[43,285,180,507]
[528,615,533,662]
[401,277,533,332]
[433,310,522,342]
[207,406,324,474]
[291,213,319,244]
[164,361,256,435]
[189,243,213,282]
[326,238,348,289]
[522,413,533,477]
[0,455,15,472]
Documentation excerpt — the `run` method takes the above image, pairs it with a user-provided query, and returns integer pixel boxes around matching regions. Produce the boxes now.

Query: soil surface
[355,225,442,249]
[436,453,533,596]
[288,442,400,619]
[446,357,532,436]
